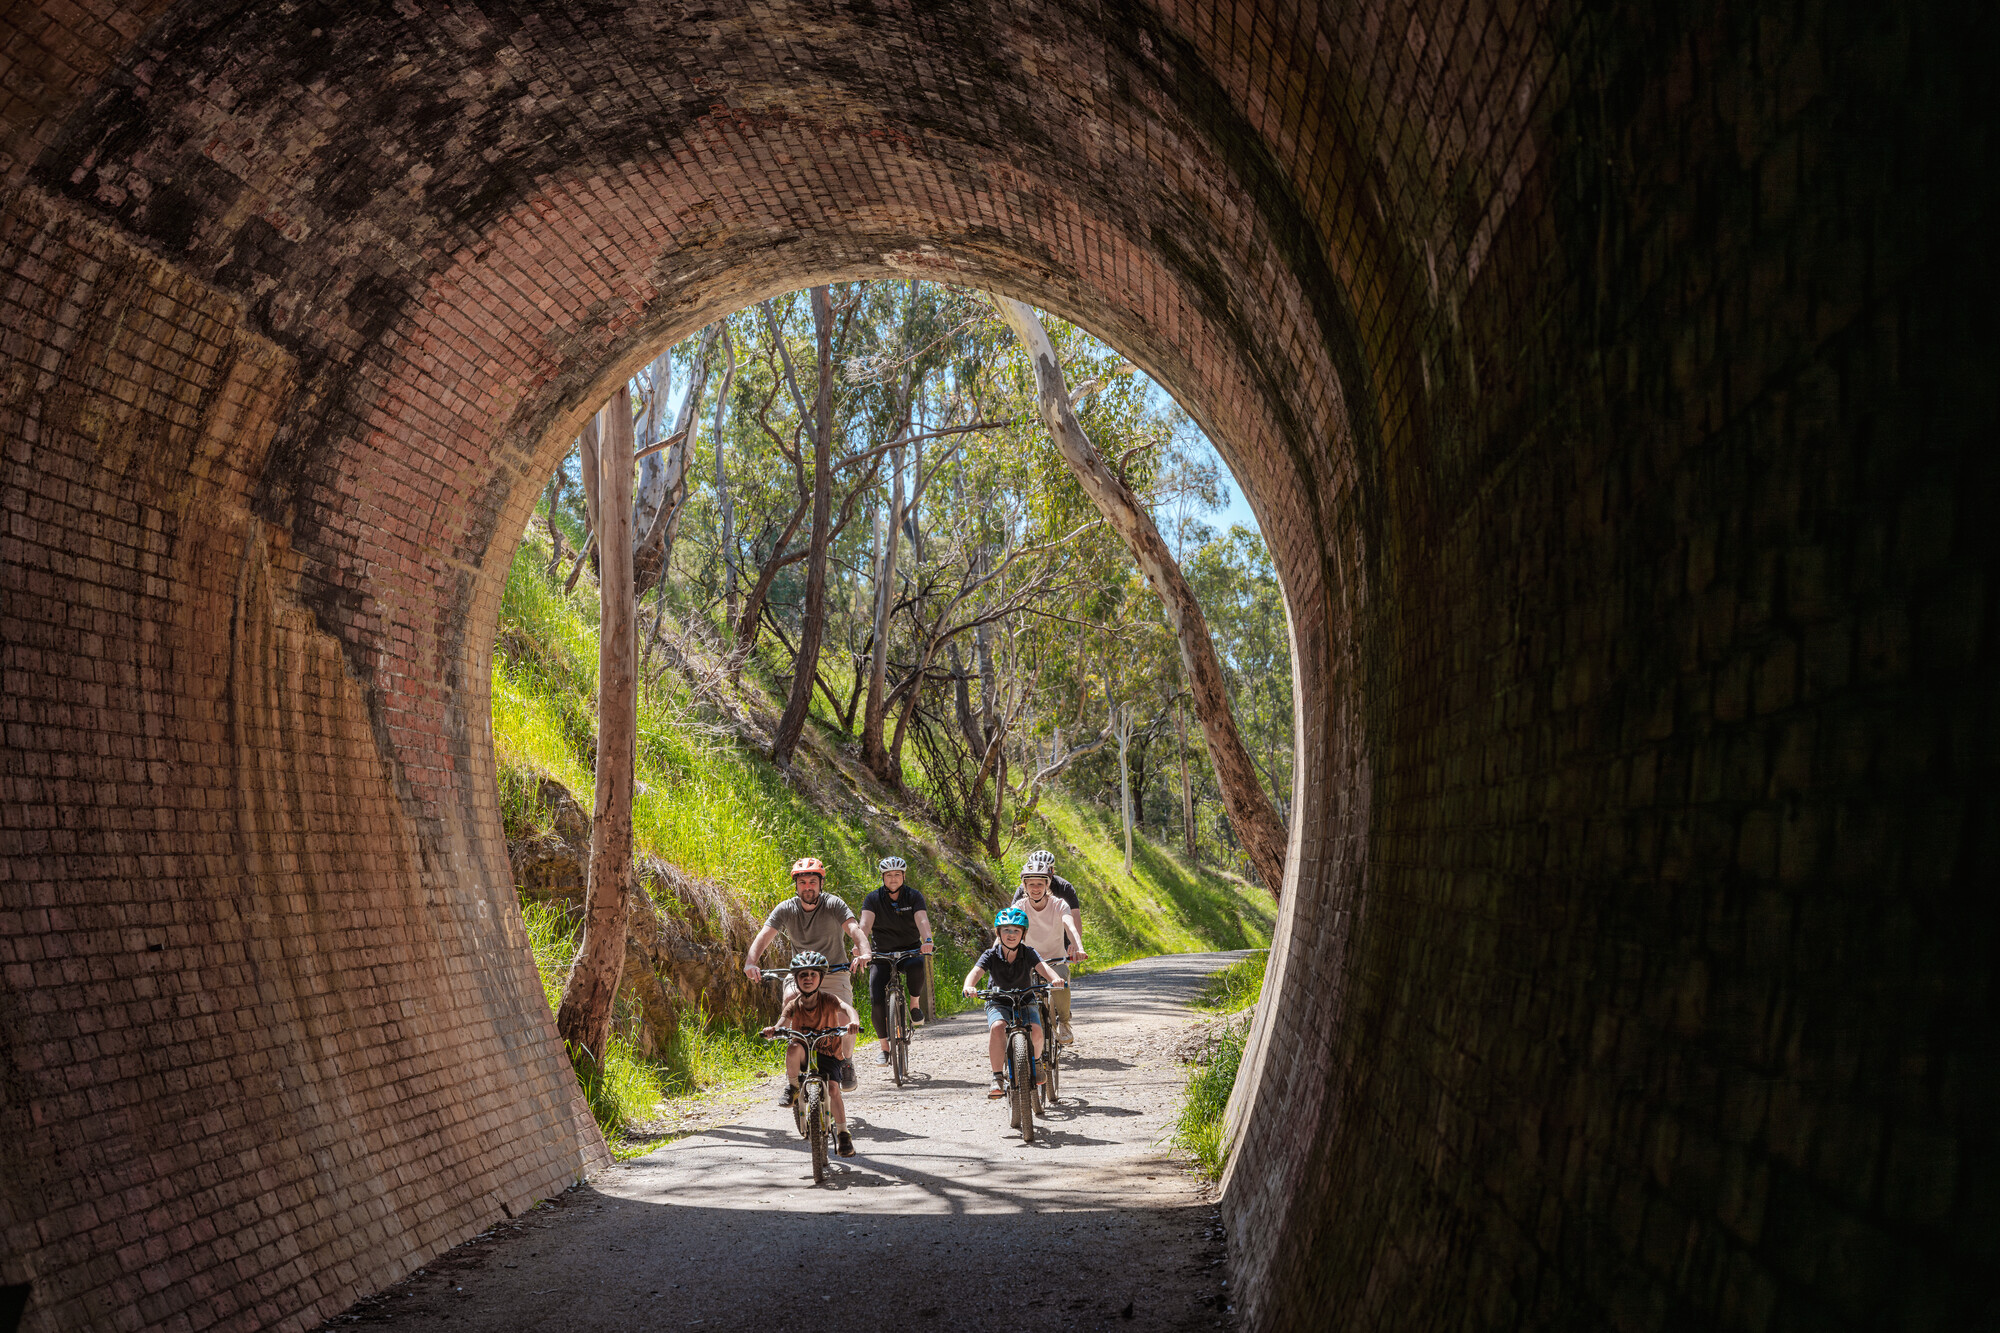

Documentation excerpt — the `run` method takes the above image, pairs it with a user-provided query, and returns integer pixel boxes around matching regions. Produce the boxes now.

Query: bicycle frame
[872,949,924,1084]
[762,1024,845,1181]
[980,983,1056,1081]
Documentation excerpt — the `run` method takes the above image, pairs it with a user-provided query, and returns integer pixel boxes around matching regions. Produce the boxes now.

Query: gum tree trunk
[995,296,1288,896]
[860,433,905,778]
[771,286,835,766]
[556,393,637,1058]
[1115,704,1136,876]
[1177,695,1198,861]
[715,326,740,630]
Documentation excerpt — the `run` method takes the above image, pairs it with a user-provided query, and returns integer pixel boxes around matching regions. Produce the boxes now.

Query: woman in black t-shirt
[858,856,933,1064]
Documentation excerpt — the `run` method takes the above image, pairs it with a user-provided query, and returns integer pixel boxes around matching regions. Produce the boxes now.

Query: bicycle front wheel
[890,990,910,1086]
[806,1085,828,1184]
[1009,1030,1035,1144]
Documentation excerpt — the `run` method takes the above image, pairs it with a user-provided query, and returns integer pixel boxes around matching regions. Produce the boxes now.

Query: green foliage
[519,900,578,1015]
[570,1041,668,1154]
[520,901,784,1150]
[1010,800,1276,970]
[1173,1023,1246,1179]
[498,280,1296,1161]
[1191,950,1268,1013]
[655,1007,787,1098]
[498,531,885,916]
[520,903,665,1141]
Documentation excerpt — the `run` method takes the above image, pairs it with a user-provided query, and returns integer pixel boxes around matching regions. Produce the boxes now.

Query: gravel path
[320,952,1247,1331]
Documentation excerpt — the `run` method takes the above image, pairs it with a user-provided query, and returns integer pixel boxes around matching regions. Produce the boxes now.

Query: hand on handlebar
[744,962,763,983]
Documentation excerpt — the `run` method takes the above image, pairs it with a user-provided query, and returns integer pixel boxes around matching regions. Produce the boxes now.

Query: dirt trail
[319,952,1246,1331]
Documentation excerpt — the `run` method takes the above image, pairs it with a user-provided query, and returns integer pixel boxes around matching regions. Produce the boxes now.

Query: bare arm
[1062,909,1086,960]
[962,965,986,995]
[846,916,872,966]
[914,909,934,954]
[743,923,779,980]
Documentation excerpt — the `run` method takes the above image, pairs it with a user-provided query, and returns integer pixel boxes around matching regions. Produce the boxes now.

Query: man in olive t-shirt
[743,857,871,1006]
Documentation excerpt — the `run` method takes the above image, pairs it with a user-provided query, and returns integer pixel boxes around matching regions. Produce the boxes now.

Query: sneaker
[910,1005,925,1028]
[778,1083,798,1108]
[839,1059,856,1091]
[988,1072,1006,1099]
[877,1048,892,1065]
[836,1130,855,1157]
[1057,1019,1075,1044]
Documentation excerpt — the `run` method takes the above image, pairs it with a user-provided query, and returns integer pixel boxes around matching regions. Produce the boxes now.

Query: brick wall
[0,2,1989,1330]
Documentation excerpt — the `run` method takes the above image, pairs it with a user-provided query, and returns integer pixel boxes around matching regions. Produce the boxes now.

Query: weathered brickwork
[0,1,1989,1331]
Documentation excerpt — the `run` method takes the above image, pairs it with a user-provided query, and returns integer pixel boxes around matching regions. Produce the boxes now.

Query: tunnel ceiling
[1,2,1992,1332]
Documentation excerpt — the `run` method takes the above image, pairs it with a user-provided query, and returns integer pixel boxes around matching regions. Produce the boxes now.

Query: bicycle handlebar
[763,1027,848,1044]
[757,963,851,978]
[978,982,1061,999]
[871,948,926,962]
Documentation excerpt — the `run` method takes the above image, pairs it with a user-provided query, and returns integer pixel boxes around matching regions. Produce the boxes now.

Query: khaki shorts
[1047,960,1072,1025]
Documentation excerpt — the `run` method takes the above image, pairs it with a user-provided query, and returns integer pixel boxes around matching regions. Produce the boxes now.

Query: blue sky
[1145,379,1262,542]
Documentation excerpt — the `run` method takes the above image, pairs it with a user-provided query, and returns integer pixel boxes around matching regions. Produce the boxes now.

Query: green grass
[496,525,1279,1153]
[1173,1023,1247,1178]
[1190,950,1267,1013]
[522,902,666,1143]
[496,534,952,919]
[520,900,781,1152]
[1170,952,1266,1178]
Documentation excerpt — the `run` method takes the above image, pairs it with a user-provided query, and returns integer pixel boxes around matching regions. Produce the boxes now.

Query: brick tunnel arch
[1,3,1991,1332]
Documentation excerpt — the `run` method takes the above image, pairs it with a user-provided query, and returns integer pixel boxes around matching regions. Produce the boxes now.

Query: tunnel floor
[315,954,1245,1331]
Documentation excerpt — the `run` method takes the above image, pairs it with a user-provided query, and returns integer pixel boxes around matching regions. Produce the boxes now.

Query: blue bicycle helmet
[994,906,1029,930]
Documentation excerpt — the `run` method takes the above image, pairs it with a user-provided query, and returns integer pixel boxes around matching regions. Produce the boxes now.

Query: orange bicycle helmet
[790,856,826,877]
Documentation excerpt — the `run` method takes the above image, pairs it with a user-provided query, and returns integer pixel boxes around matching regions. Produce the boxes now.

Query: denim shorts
[984,999,1041,1029]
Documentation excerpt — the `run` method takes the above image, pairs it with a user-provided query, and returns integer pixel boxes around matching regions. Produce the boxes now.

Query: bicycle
[979,982,1059,1144]
[1038,984,1066,1111]
[760,1025,846,1183]
[871,948,925,1086]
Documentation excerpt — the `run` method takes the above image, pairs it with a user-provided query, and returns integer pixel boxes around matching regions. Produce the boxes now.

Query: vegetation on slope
[1172,950,1268,1178]
[493,530,1276,1144]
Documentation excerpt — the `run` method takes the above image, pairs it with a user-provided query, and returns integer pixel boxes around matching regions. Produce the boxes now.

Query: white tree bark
[861,429,906,779]
[556,392,637,1058]
[714,325,739,629]
[993,296,1289,897]
[1114,704,1136,876]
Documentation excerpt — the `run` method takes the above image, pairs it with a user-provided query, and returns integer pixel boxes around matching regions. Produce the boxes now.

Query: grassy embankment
[1171,950,1268,1177]
[492,529,1276,1145]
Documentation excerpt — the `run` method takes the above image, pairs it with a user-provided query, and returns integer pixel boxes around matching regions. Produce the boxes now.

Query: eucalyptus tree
[994,298,1289,896]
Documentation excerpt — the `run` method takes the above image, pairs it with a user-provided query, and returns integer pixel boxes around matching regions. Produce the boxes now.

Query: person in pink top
[1010,861,1085,1042]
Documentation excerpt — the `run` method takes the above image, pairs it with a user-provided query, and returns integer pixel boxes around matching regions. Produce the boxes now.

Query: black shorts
[797,1047,843,1080]
[869,954,928,1036]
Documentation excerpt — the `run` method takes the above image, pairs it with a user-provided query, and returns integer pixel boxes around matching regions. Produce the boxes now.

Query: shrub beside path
[317,952,1251,1330]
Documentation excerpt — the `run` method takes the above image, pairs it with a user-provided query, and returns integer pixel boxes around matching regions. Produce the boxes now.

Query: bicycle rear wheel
[1009,1031,1035,1143]
[806,1084,828,1184]
[1046,1037,1061,1104]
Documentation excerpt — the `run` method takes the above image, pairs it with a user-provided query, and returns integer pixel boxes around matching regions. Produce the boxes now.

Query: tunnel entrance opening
[489,280,1293,1154]
[3,2,1989,1331]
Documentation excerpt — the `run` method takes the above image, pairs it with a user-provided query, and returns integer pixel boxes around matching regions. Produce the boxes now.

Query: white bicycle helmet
[1025,849,1056,875]
[877,855,907,873]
